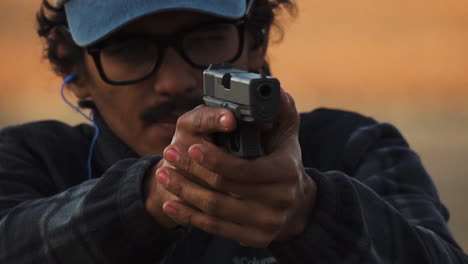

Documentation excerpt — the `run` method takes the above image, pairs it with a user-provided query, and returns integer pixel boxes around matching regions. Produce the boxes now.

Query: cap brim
[65,0,246,47]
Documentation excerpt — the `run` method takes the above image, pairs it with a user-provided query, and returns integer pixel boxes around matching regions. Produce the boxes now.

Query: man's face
[73,11,265,156]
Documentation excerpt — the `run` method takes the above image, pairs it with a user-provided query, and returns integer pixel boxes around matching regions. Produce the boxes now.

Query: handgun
[203,64,281,158]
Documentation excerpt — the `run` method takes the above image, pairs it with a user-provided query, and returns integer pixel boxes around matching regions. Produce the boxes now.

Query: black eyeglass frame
[87,18,247,86]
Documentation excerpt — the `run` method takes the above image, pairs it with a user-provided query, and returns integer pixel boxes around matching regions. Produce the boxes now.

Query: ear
[247,29,269,73]
[62,72,92,100]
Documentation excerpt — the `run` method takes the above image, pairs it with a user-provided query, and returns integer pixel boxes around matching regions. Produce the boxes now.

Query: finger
[164,142,231,193]
[277,89,299,131]
[164,142,232,191]
[156,166,276,226]
[227,181,299,209]
[163,200,277,248]
[164,141,266,190]
[176,105,236,135]
[187,142,296,184]
[164,143,296,207]
[263,90,300,152]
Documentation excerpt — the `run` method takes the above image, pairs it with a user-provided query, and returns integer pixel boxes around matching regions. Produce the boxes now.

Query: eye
[186,32,229,43]
[103,39,156,61]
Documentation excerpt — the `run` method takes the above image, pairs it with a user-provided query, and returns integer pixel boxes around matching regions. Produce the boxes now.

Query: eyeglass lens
[99,22,241,83]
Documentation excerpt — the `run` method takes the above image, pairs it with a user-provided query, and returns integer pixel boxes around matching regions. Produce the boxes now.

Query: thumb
[263,89,300,153]
[277,89,300,132]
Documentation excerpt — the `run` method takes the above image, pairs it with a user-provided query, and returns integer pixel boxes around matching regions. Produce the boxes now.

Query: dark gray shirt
[0,108,466,263]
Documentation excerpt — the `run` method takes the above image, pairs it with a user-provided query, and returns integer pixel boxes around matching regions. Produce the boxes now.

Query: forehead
[119,11,221,35]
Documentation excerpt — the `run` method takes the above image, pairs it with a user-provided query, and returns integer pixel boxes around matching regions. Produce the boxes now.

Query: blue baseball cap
[59,0,248,47]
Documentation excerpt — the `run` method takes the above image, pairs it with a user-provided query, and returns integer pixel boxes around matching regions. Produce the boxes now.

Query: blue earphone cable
[60,74,100,180]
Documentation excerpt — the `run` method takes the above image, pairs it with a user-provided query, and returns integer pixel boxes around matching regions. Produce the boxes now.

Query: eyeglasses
[87,19,246,86]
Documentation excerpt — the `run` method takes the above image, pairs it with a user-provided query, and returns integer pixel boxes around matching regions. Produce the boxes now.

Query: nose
[152,47,198,97]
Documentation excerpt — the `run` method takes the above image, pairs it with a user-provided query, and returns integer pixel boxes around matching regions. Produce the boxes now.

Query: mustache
[140,95,204,124]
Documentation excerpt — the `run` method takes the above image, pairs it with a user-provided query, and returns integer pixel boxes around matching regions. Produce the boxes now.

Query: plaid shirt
[0,108,466,263]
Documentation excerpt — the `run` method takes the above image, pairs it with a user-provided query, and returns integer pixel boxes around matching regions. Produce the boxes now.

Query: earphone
[60,74,100,180]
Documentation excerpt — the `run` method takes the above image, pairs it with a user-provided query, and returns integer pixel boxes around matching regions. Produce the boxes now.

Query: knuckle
[176,108,203,132]
[180,153,194,173]
[212,153,228,171]
[176,112,190,129]
[171,180,183,197]
[208,173,223,189]
[236,161,249,179]
[193,107,204,131]
[276,187,297,208]
[204,108,219,130]
[262,213,287,231]
[283,161,298,177]
[201,196,220,215]
[193,104,204,111]
[287,93,297,109]
[181,106,221,133]
[179,210,194,226]
[199,218,221,234]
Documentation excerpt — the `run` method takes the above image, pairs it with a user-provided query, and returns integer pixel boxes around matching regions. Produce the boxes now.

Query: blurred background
[0,0,467,251]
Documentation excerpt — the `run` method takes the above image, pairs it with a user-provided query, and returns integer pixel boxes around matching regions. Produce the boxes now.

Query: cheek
[231,45,250,71]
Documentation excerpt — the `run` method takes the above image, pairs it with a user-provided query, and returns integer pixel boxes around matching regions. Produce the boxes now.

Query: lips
[147,114,177,134]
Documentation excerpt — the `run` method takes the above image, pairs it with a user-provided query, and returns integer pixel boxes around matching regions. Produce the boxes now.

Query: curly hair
[36,0,297,77]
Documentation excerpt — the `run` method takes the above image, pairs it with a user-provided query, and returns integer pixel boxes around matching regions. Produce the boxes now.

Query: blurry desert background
[0,0,467,251]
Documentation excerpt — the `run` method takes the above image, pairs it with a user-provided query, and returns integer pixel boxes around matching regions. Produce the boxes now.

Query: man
[0,0,466,263]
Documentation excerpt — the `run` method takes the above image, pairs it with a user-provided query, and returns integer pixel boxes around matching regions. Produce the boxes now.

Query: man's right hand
[143,158,181,228]
[143,105,237,229]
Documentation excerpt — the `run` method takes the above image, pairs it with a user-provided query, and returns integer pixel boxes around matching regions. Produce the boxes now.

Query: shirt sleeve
[270,122,468,263]
[0,128,179,263]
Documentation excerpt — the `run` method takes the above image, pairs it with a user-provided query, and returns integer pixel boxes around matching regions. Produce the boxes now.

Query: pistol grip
[215,121,263,159]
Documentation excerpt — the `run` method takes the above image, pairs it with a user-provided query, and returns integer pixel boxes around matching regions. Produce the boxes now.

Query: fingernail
[189,147,204,163]
[165,148,179,162]
[219,114,229,129]
[163,202,178,215]
[156,170,170,186]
